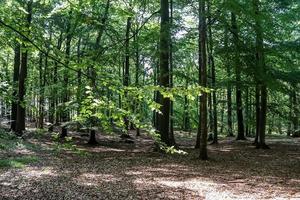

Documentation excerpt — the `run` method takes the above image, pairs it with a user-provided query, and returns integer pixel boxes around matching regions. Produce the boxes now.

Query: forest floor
[0,128,300,200]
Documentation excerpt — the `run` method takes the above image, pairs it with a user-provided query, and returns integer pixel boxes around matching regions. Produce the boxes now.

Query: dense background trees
[0,0,299,159]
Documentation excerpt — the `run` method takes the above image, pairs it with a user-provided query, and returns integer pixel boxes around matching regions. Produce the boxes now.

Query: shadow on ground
[0,130,299,200]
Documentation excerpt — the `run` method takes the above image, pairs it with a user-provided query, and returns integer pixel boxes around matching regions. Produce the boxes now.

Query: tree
[253,0,269,149]
[231,12,246,140]
[10,43,20,131]
[157,0,171,146]
[224,20,233,137]
[207,0,218,144]
[198,0,208,160]
[16,0,33,135]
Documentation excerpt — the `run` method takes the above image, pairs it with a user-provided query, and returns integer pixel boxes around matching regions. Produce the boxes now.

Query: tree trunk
[38,54,44,129]
[220,92,225,134]
[169,0,175,146]
[199,0,208,160]
[16,1,33,135]
[88,130,98,145]
[134,29,141,137]
[157,0,171,145]
[53,32,63,125]
[231,12,245,140]
[245,87,250,136]
[124,16,132,131]
[291,84,299,136]
[11,43,20,131]
[249,88,254,136]
[183,95,190,132]
[254,0,269,149]
[254,85,260,145]
[258,85,268,148]
[62,16,72,123]
[208,0,218,144]
[287,89,292,136]
[224,23,233,137]
[77,38,82,117]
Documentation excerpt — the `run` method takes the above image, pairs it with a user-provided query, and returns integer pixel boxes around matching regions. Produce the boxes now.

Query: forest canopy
[0,0,299,157]
[0,0,300,199]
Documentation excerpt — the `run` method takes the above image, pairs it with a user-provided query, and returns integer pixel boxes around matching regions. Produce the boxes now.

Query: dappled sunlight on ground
[75,173,122,186]
[19,167,58,178]
[0,130,299,199]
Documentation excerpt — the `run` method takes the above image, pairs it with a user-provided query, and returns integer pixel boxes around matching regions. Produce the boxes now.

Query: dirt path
[0,131,299,200]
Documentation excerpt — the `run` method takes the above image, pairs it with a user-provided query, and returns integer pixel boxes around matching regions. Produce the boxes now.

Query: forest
[0,0,299,199]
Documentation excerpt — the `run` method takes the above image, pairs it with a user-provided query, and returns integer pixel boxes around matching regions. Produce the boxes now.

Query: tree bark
[16,1,33,135]
[291,84,299,136]
[245,87,250,136]
[53,32,63,125]
[254,85,260,145]
[208,0,218,144]
[11,43,20,131]
[199,0,208,160]
[134,28,141,136]
[254,0,269,149]
[124,16,132,131]
[169,0,175,146]
[231,12,245,140]
[38,53,44,129]
[157,0,171,145]
[88,130,98,145]
[62,15,72,124]
[224,23,233,137]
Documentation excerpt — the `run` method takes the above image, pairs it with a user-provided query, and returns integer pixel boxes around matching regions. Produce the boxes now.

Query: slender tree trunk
[153,59,158,127]
[16,1,32,135]
[195,102,201,149]
[134,29,141,136]
[53,32,63,125]
[287,89,292,136]
[183,95,190,132]
[124,16,132,131]
[38,54,44,129]
[231,12,245,140]
[184,60,191,133]
[169,0,175,146]
[258,85,268,148]
[11,43,20,131]
[199,0,208,160]
[220,92,225,134]
[62,17,72,124]
[254,0,269,149]
[208,92,213,136]
[77,37,82,117]
[248,88,253,136]
[224,24,233,137]
[254,85,260,144]
[208,0,218,144]
[154,43,160,128]
[291,84,299,136]
[245,87,250,136]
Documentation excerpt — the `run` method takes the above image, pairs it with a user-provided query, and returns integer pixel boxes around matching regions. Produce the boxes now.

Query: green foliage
[0,0,298,149]
[0,156,38,169]
[0,129,39,168]
[51,133,88,156]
